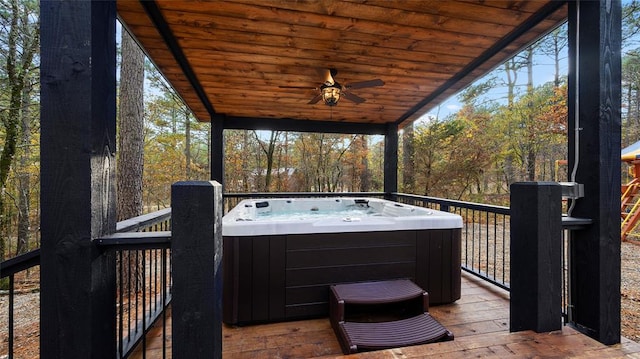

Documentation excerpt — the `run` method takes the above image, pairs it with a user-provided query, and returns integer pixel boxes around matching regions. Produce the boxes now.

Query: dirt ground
[2,242,640,358]
[622,241,640,343]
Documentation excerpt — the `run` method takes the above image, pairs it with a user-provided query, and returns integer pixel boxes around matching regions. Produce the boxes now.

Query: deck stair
[329,279,453,354]
[621,180,640,242]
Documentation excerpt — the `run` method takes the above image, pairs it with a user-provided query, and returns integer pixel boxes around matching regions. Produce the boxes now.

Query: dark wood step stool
[329,279,453,354]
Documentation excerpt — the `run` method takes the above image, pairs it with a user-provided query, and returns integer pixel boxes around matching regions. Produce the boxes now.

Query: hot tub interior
[230,197,433,221]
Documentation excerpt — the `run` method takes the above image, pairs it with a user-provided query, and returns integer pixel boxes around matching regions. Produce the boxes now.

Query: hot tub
[222,197,462,325]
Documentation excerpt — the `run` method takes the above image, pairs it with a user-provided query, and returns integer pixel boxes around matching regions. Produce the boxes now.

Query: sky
[421,27,569,123]
[423,1,640,124]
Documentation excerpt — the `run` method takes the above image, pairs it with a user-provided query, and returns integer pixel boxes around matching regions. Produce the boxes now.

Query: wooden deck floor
[133,272,640,358]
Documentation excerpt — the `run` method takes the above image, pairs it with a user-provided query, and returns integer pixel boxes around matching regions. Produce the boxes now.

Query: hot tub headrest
[255,201,270,208]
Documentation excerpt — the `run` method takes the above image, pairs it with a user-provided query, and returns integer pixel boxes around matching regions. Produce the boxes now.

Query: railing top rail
[1,248,40,278]
[96,231,172,250]
[394,192,511,214]
[2,208,173,276]
[561,216,593,230]
[116,207,171,233]
[223,192,386,198]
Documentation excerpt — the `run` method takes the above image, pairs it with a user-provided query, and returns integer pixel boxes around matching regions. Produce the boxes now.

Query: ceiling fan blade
[346,79,384,90]
[308,94,323,104]
[341,91,366,104]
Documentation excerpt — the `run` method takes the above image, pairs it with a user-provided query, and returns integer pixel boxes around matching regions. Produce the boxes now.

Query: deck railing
[98,209,172,358]
[0,249,40,359]
[224,192,590,322]
[394,193,512,291]
[2,191,591,358]
[395,193,591,323]
[223,192,513,290]
[1,209,172,359]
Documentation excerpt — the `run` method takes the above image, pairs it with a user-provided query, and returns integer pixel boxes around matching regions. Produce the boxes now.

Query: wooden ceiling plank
[169,19,492,55]
[203,87,420,103]
[117,0,568,125]
[124,19,491,60]
[340,0,533,26]
[180,49,462,75]
[163,66,448,93]
[163,14,498,50]
[172,0,515,39]
[149,50,463,80]
[178,48,477,82]
[452,0,549,14]
[206,91,432,105]
[170,26,484,60]
[170,37,477,69]
[158,3,504,46]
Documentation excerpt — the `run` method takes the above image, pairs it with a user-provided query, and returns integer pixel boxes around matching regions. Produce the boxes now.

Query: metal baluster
[9,274,14,359]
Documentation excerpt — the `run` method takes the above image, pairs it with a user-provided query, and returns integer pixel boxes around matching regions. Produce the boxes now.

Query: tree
[413,118,465,197]
[117,30,144,221]
[623,50,640,145]
[402,123,415,193]
[343,134,371,192]
[623,0,640,47]
[291,133,356,192]
[0,0,39,260]
[253,130,280,191]
[538,25,568,87]
[357,135,371,192]
[116,29,145,297]
[224,130,251,192]
[508,82,568,183]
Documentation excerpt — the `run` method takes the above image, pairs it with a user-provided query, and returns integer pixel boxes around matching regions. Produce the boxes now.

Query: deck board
[131,272,640,358]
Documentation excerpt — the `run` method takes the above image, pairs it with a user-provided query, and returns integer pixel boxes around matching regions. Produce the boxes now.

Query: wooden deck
[133,272,640,358]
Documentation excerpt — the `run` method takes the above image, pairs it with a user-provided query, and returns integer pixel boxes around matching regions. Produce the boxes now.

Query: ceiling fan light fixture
[321,82,341,106]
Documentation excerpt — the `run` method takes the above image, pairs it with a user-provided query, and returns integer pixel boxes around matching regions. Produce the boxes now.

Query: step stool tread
[337,313,453,353]
[331,279,424,304]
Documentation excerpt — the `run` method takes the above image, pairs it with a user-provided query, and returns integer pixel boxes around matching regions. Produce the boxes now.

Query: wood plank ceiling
[117,0,567,128]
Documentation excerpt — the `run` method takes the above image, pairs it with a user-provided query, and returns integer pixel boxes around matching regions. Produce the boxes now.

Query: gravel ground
[2,242,640,358]
[0,291,40,359]
[622,241,640,343]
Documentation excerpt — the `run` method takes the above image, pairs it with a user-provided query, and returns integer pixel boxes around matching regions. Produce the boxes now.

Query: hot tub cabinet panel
[223,228,461,325]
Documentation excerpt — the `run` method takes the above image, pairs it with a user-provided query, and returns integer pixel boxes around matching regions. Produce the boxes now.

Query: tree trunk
[242,131,250,191]
[185,110,191,179]
[526,48,536,181]
[16,83,33,255]
[503,60,518,188]
[117,30,145,296]
[0,0,38,260]
[117,30,145,220]
[253,130,279,191]
[402,124,414,193]
[360,135,371,192]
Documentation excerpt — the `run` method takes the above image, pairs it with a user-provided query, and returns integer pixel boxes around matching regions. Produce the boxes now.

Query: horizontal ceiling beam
[222,116,387,135]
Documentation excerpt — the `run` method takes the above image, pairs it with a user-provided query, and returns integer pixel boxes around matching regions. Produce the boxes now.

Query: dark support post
[40,1,117,358]
[510,182,562,333]
[172,181,223,359]
[211,114,225,187]
[567,0,621,345]
[384,123,398,199]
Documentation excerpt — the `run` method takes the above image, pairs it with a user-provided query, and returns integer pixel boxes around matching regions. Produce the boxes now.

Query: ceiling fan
[280,68,384,106]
